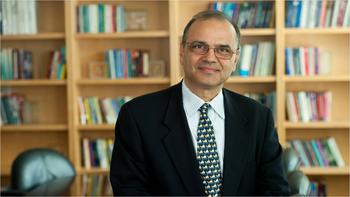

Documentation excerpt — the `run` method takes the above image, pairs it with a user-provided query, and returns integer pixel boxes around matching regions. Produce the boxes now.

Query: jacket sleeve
[257,108,291,196]
[110,104,151,196]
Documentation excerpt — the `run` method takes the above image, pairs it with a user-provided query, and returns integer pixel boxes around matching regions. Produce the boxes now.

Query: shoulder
[122,84,178,113]
[223,88,272,116]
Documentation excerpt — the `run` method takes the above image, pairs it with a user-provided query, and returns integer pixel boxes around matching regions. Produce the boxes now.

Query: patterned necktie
[197,103,222,197]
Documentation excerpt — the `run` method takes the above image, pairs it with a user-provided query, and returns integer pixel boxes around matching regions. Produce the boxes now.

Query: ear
[179,43,185,65]
[231,51,240,71]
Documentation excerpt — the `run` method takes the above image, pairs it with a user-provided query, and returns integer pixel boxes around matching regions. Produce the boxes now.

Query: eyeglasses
[186,41,239,60]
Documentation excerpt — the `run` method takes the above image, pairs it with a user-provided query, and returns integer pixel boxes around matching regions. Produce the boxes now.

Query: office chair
[283,147,311,196]
[1,148,76,196]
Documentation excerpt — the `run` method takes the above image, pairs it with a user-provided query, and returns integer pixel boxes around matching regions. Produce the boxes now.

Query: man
[110,10,290,196]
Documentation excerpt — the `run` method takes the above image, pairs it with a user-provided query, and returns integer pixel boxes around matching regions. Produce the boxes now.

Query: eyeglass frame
[185,41,240,60]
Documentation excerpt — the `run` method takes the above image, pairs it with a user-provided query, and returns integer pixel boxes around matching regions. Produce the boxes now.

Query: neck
[184,79,222,102]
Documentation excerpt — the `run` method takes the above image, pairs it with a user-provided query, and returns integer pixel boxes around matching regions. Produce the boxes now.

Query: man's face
[180,19,239,90]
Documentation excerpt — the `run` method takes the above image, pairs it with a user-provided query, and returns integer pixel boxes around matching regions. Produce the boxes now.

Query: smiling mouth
[198,67,219,73]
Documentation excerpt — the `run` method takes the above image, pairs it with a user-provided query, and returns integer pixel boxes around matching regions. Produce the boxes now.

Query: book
[343,0,350,27]
[239,44,253,76]
[326,137,344,167]
[315,139,330,166]
[310,140,324,166]
[321,139,337,166]
[331,0,342,27]
[82,138,91,169]
[319,51,332,75]
[292,140,311,167]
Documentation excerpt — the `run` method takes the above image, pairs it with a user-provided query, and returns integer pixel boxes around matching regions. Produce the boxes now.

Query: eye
[217,46,232,54]
[191,42,205,49]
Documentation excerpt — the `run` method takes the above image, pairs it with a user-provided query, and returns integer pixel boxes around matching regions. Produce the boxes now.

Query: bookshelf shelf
[226,76,276,83]
[285,28,350,35]
[0,80,67,86]
[1,167,10,176]
[284,121,350,129]
[284,76,350,83]
[78,124,114,131]
[79,168,109,175]
[178,28,275,37]
[77,78,170,85]
[240,28,275,36]
[76,31,169,39]
[301,167,350,175]
[0,33,65,41]
[1,124,68,132]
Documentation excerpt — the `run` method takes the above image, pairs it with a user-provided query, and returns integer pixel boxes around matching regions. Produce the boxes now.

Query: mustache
[197,60,219,68]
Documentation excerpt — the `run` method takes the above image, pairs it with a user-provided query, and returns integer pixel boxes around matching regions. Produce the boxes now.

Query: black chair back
[10,148,76,194]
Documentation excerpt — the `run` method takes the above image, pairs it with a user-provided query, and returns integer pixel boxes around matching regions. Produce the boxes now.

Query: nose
[203,47,218,62]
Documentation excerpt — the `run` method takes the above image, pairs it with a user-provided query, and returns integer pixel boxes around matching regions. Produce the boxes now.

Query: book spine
[326,137,345,167]
[310,139,324,166]
[293,140,310,166]
[316,139,330,166]
[239,45,252,76]
[82,138,91,169]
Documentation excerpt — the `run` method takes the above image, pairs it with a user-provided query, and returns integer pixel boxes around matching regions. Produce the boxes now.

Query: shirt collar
[182,80,225,119]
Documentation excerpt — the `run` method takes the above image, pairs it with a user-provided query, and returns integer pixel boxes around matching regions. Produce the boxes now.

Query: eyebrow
[190,41,232,48]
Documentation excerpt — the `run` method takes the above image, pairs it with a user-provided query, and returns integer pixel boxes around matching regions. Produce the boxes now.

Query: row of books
[286,91,332,122]
[1,0,37,35]
[285,47,332,76]
[77,96,131,125]
[233,42,275,77]
[286,0,350,28]
[47,47,66,80]
[77,4,126,33]
[87,59,166,79]
[288,137,345,167]
[105,49,150,79]
[0,92,32,125]
[209,1,274,28]
[309,181,327,196]
[1,49,33,80]
[244,92,276,119]
[82,174,112,196]
[81,138,114,169]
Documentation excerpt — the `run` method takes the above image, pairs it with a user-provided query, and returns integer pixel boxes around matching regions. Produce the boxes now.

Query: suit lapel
[162,83,205,196]
[222,89,250,195]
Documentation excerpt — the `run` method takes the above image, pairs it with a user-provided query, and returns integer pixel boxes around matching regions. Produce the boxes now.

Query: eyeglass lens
[187,41,235,59]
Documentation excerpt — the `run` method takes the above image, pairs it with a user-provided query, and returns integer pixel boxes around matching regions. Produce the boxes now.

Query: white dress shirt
[182,81,225,173]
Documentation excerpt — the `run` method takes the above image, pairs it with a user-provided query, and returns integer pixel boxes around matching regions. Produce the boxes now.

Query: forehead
[186,18,237,46]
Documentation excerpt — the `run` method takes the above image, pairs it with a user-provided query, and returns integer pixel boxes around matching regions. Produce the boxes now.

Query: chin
[196,80,223,89]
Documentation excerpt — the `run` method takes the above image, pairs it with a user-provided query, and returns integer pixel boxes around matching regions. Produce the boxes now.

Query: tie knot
[199,103,210,114]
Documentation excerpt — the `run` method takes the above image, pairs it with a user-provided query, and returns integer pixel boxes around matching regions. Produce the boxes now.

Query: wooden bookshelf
[79,168,109,174]
[240,28,276,36]
[0,0,71,193]
[0,33,65,40]
[284,121,350,129]
[76,78,170,85]
[76,30,169,39]
[226,76,276,83]
[284,28,350,35]
[284,76,350,82]
[1,124,68,132]
[78,124,114,131]
[301,167,350,175]
[1,0,349,196]
[0,80,67,86]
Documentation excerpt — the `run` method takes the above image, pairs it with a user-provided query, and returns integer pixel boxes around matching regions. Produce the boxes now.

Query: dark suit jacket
[110,82,290,196]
